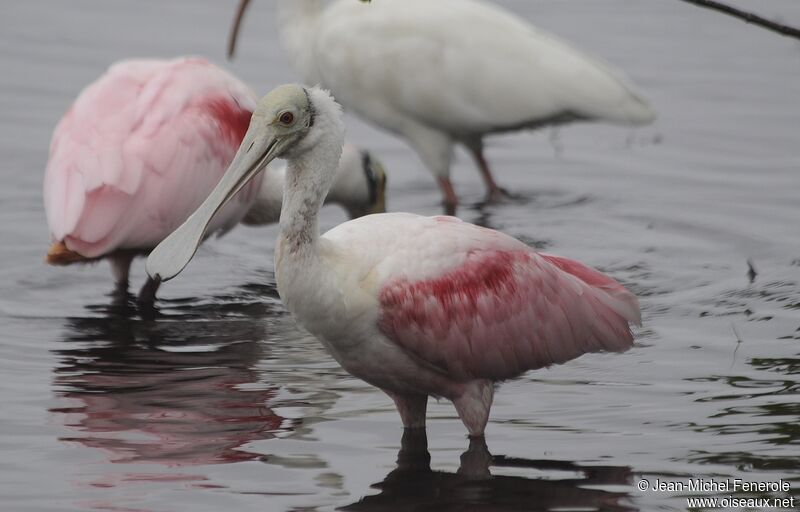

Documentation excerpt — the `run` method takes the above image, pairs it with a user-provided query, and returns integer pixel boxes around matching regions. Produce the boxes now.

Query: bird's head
[358,149,388,216]
[326,144,389,218]
[145,84,344,283]
[248,84,320,159]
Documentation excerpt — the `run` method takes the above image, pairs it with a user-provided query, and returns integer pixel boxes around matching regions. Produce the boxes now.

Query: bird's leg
[468,144,509,203]
[404,124,455,214]
[109,252,135,294]
[137,276,161,305]
[396,427,431,472]
[437,177,458,216]
[385,391,428,430]
[452,379,494,437]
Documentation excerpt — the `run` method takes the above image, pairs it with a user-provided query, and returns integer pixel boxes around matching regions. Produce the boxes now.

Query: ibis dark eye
[279,111,295,125]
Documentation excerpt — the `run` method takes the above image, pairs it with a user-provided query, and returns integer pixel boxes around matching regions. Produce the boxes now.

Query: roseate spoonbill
[43,58,387,302]
[228,0,655,213]
[147,85,641,438]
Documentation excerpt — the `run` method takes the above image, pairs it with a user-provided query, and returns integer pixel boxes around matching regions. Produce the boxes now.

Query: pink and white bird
[146,85,641,438]
[43,58,387,302]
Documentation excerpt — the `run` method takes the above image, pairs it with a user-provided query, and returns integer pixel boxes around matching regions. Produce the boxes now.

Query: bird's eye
[279,111,295,125]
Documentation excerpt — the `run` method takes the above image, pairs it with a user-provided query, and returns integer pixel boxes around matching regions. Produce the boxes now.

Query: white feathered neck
[278,86,345,254]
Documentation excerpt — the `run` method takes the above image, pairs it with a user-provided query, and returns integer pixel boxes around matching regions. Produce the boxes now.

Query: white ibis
[228,0,655,213]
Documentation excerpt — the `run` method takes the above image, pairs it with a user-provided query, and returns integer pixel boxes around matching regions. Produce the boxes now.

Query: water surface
[1,1,799,510]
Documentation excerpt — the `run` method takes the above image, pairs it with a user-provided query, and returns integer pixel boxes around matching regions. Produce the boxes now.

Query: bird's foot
[485,186,523,204]
[472,187,529,212]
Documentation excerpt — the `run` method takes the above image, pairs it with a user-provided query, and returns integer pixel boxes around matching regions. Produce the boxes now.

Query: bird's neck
[276,0,325,82]
[278,134,343,257]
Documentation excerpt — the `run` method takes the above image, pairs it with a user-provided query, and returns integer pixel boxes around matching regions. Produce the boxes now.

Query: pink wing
[43,57,259,259]
[374,217,640,381]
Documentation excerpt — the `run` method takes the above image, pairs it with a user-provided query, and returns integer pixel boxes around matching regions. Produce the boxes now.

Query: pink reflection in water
[51,313,287,501]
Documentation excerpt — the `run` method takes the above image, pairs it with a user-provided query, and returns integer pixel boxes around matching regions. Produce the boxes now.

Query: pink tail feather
[540,253,641,327]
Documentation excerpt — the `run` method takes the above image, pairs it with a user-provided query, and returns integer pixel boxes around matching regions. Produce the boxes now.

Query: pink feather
[368,216,640,381]
[44,57,259,259]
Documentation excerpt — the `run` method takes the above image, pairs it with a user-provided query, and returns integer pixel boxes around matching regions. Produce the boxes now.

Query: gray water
[1,1,799,510]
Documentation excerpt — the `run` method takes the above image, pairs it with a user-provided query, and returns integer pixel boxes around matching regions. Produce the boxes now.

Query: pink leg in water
[452,379,494,437]
[386,391,428,429]
[437,177,458,216]
[109,252,135,290]
[468,144,507,203]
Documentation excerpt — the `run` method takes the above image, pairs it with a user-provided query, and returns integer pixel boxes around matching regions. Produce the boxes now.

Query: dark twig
[730,323,743,369]
[676,0,800,41]
[746,258,757,284]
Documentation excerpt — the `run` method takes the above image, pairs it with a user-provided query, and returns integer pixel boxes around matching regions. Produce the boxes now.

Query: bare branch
[677,0,800,41]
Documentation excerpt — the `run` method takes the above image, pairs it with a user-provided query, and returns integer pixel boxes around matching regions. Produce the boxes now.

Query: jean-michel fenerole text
[649,478,791,494]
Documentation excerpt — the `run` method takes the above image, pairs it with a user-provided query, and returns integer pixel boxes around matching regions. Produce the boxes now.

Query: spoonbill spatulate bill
[147,84,641,438]
[228,0,655,213]
[43,58,387,302]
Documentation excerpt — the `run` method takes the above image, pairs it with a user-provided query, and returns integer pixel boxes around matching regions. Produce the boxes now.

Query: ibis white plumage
[146,85,640,438]
[228,0,655,213]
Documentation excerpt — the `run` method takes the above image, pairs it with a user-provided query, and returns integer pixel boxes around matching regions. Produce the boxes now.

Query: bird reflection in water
[50,289,286,470]
[341,429,635,512]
